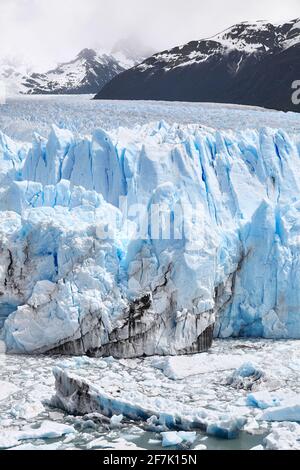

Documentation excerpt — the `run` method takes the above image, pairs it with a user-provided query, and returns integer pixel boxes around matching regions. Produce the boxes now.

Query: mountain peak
[20,42,150,95]
[95,17,300,113]
[76,48,98,61]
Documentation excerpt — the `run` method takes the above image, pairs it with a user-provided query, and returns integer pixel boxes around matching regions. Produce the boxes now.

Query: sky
[0,0,299,71]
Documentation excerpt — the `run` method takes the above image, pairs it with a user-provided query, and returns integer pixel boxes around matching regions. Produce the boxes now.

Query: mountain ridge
[0,41,154,96]
[95,18,300,112]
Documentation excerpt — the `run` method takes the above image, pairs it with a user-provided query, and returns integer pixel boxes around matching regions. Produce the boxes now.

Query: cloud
[0,0,299,70]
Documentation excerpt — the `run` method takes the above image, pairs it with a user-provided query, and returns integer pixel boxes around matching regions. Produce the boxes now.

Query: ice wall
[1,122,300,356]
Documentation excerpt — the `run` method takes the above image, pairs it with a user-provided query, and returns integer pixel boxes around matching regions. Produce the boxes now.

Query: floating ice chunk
[18,421,76,440]
[226,363,264,390]
[86,437,108,449]
[194,444,207,450]
[243,418,266,435]
[206,416,247,440]
[161,431,197,447]
[56,356,94,370]
[148,439,161,445]
[0,433,19,449]
[161,432,183,447]
[110,414,124,428]
[235,363,260,378]
[250,445,264,451]
[260,397,300,422]
[53,367,244,439]
[87,437,144,450]
[152,354,253,380]
[0,381,19,401]
[63,433,77,444]
[264,422,300,450]
[177,431,197,444]
[108,439,145,450]
[11,443,62,451]
[10,401,44,420]
[246,390,296,410]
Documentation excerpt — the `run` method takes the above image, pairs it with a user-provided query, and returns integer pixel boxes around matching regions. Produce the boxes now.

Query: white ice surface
[264,422,300,450]
[260,398,300,422]
[0,339,299,450]
[50,339,300,446]
[0,382,19,401]
[0,421,76,449]
[1,96,300,143]
[161,432,183,447]
[10,443,62,450]
[247,390,298,410]
[151,354,255,380]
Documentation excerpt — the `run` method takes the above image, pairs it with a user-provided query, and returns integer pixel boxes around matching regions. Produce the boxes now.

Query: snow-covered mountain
[96,18,300,112]
[1,41,154,96]
[1,107,300,355]
[111,36,156,69]
[0,60,31,96]
[22,49,128,95]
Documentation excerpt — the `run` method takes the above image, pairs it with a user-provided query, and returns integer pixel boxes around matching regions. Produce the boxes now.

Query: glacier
[1,119,300,356]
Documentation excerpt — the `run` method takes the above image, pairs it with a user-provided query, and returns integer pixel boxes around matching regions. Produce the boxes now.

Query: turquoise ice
[1,119,300,355]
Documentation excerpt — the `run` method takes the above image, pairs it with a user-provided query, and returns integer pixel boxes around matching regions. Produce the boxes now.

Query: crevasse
[1,122,300,356]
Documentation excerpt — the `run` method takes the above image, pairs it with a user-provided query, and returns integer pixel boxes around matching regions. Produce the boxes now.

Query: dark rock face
[95,19,300,112]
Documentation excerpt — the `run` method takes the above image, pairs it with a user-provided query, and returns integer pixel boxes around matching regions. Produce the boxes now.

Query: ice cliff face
[1,122,300,356]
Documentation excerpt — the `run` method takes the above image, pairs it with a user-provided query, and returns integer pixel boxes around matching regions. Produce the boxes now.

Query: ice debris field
[1,340,300,450]
[1,96,300,450]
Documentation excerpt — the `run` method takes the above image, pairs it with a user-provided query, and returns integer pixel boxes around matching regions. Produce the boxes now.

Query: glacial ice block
[52,367,246,437]
[1,122,300,355]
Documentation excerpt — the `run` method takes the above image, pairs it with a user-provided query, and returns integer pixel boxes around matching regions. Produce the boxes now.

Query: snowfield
[1,95,300,143]
[1,96,300,450]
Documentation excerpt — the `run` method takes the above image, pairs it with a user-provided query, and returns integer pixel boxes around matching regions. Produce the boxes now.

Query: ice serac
[52,366,246,438]
[1,122,300,356]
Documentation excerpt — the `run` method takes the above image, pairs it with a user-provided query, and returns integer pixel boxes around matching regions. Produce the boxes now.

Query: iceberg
[264,422,300,450]
[10,443,62,451]
[194,444,207,450]
[161,431,197,447]
[110,414,124,428]
[161,432,183,447]
[1,121,300,356]
[52,366,246,438]
[260,397,300,422]
[0,420,76,449]
[246,390,297,410]
[226,363,264,390]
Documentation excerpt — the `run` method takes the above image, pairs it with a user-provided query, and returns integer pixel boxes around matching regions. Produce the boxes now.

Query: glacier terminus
[1,99,300,357]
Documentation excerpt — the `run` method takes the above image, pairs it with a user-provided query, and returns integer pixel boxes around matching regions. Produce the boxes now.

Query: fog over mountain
[0,0,299,71]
